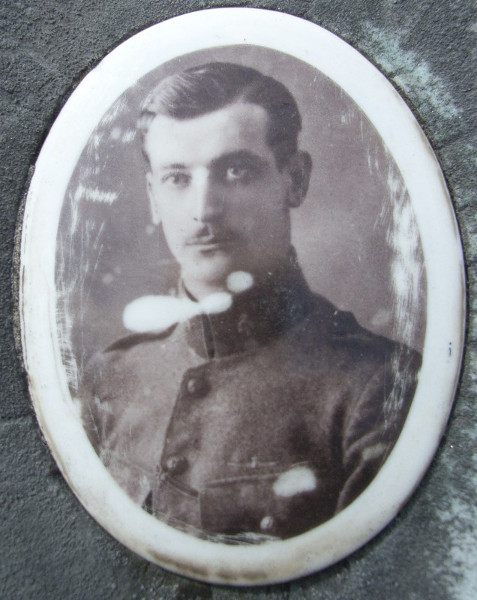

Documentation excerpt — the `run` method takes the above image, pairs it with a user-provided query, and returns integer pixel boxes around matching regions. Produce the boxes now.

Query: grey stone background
[1,1,475,599]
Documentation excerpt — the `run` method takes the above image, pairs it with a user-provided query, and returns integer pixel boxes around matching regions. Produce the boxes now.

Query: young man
[83,63,420,541]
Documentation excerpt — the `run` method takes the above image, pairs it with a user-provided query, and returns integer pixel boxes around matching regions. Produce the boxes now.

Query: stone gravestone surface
[1,1,475,599]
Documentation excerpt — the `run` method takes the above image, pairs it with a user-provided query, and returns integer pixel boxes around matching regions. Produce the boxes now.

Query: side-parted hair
[138,62,302,171]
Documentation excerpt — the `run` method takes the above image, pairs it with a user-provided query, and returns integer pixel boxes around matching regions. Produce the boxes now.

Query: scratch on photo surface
[57,191,106,393]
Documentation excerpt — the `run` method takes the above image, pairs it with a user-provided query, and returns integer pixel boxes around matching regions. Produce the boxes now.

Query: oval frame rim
[19,7,466,586]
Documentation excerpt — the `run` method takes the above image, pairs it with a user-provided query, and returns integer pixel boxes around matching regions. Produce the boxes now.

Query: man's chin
[182,257,255,296]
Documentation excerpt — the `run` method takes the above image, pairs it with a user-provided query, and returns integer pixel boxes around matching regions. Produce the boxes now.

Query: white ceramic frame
[20,8,465,585]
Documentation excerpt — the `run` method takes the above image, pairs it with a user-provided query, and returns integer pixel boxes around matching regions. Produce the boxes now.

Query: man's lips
[186,234,239,248]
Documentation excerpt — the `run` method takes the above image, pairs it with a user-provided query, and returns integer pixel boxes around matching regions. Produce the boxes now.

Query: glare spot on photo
[273,466,318,497]
[200,292,233,314]
[123,296,198,332]
[227,271,254,293]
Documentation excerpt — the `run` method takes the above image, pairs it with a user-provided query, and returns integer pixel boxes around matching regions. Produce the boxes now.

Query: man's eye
[225,165,250,182]
[162,172,190,188]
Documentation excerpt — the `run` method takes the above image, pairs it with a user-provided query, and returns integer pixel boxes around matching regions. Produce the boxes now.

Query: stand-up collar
[184,250,315,359]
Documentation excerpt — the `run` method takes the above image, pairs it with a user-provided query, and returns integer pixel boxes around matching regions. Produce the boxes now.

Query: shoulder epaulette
[104,324,177,353]
[313,296,391,347]
[330,310,362,337]
[311,294,361,336]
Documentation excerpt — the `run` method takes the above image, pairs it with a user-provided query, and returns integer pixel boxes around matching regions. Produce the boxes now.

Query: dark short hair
[139,62,302,170]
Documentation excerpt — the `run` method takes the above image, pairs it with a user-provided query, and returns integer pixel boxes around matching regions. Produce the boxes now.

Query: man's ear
[146,172,161,226]
[287,151,312,208]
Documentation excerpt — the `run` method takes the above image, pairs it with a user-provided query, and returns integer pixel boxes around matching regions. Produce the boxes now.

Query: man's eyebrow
[211,150,269,169]
[159,163,188,170]
[158,151,269,171]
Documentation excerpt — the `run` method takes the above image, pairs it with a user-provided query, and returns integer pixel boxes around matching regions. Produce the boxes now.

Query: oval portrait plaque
[19,8,465,585]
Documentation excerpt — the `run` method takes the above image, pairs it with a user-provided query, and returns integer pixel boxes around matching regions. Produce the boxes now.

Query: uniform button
[164,455,189,475]
[185,375,208,397]
[260,515,275,532]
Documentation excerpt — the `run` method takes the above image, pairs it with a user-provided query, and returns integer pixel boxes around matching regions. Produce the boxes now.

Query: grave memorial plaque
[19,8,465,585]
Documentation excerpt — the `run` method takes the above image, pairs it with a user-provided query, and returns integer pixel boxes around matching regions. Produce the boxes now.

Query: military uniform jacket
[83,262,421,541]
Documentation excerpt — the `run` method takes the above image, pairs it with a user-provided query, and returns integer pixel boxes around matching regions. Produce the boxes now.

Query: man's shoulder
[84,325,179,383]
[299,293,421,369]
[305,293,379,344]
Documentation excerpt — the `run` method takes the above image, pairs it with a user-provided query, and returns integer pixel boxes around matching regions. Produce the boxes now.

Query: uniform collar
[184,250,315,359]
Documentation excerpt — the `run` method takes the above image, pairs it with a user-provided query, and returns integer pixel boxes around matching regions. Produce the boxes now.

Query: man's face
[145,101,308,298]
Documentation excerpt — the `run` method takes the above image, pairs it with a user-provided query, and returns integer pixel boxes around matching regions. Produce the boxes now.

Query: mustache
[185,225,241,246]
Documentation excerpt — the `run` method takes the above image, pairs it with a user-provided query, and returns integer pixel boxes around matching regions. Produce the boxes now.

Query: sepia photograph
[19,8,465,585]
[56,48,424,541]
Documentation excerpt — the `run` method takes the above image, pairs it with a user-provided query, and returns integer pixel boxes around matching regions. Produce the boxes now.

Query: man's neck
[181,277,231,302]
[183,252,314,359]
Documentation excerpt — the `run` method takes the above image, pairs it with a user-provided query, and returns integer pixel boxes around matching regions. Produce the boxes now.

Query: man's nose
[192,174,224,222]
